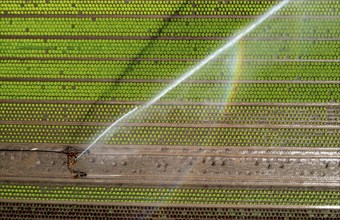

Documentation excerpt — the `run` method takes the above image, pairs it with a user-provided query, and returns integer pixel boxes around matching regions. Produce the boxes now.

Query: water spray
[142,0,291,109]
[76,0,291,161]
[75,107,138,160]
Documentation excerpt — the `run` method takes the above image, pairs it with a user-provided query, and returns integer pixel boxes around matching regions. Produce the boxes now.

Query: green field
[0,0,340,217]
[1,0,340,148]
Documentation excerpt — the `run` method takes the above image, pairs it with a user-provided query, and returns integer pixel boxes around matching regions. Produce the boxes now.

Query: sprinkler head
[61,146,86,178]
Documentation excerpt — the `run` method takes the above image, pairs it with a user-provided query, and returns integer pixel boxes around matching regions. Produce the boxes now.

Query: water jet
[76,0,291,161]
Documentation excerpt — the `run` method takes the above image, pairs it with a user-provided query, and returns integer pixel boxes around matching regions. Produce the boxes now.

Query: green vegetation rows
[0,183,339,206]
[1,0,340,147]
[1,124,339,147]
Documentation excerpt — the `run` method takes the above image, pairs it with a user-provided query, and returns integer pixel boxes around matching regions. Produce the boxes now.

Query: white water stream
[76,0,291,161]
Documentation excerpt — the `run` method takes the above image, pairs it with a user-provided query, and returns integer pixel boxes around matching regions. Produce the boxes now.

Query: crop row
[1,59,339,81]
[0,17,251,37]
[239,40,340,57]
[2,203,339,220]
[0,184,338,206]
[0,39,220,59]
[0,60,191,80]
[1,0,340,16]
[3,184,339,196]
[1,81,339,103]
[249,18,340,38]
[0,0,277,16]
[1,124,339,147]
[1,39,340,60]
[1,17,339,38]
[276,0,340,16]
[0,103,337,125]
